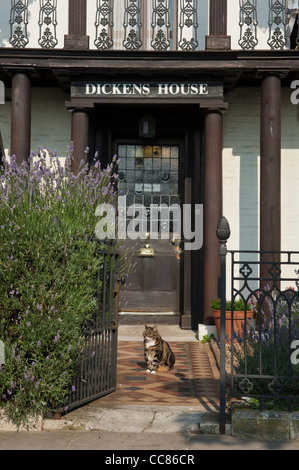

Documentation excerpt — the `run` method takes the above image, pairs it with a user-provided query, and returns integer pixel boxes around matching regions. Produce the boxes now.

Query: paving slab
[0,430,297,451]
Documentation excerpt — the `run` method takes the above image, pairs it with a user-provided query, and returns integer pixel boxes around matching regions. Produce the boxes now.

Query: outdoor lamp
[139,115,156,138]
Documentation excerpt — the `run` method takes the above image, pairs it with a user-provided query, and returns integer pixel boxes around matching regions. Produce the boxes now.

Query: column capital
[5,67,36,79]
[67,105,94,115]
[200,101,229,114]
[65,100,95,111]
[256,68,290,80]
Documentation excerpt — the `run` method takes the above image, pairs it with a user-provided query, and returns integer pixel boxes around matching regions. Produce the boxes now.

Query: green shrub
[211,298,252,311]
[0,147,118,425]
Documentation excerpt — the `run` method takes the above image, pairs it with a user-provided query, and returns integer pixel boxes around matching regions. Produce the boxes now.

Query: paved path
[0,430,297,450]
[97,340,219,410]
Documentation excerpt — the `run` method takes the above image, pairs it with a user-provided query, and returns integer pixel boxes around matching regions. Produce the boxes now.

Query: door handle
[139,233,154,257]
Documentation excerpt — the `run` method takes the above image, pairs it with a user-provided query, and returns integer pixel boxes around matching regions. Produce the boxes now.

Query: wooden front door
[116,141,183,315]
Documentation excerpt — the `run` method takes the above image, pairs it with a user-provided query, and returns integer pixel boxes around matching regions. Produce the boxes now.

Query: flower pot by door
[213,310,253,341]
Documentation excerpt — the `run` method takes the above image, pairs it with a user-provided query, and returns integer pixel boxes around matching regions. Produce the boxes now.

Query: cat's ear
[153,325,158,330]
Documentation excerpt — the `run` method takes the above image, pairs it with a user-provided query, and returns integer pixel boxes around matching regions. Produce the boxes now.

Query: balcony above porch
[0,1,298,53]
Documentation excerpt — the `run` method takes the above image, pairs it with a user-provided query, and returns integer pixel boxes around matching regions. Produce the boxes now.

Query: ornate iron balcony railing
[238,0,299,50]
[4,0,299,50]
[92,0,201,51]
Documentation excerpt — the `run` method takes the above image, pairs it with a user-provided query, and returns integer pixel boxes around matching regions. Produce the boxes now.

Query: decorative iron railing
[3,0,299,50]
[65,245,120,413]
[217,217,299,434]
[38,0,58,49]
[238,0,299,50]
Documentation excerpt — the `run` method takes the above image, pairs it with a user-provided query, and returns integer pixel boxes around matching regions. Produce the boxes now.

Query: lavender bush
[0,146,119,424]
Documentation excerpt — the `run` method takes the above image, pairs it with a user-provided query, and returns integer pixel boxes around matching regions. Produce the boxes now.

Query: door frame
[113,137,188,322]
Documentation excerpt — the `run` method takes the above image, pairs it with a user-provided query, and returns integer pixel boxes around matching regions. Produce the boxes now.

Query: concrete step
[43,404,231,435]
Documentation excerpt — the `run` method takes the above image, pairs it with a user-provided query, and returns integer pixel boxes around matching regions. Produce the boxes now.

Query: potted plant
[211,298,253,341]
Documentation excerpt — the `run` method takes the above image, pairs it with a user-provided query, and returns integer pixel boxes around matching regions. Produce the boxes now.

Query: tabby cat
[143,324,175,373]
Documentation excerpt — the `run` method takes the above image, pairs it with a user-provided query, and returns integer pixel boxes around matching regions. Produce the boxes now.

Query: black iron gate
[66,246,120,411]
[217,217,299,433]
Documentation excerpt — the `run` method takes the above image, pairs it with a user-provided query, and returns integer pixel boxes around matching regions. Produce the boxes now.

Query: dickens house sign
[71,81,223,101]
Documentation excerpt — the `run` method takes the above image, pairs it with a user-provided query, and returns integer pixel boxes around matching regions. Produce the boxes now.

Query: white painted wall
[223,85,299,252]
[223,85,299,292]
[223,87,260,252]
[0,87,71,159]
[31,88,71,156]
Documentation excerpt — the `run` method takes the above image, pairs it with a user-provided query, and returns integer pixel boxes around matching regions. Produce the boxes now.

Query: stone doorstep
[0,407,231,435]
[2,407,299,440]
[232,409,299,440]
[42,407,230,435]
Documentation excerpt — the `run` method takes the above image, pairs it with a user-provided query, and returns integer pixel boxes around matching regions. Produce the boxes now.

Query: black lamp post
[216,216,230,435]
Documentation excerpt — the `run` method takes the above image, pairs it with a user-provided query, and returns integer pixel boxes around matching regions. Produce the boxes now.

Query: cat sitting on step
[143,324,175,374]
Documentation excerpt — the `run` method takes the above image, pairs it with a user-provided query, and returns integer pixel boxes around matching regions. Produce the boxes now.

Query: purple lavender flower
[54,332,60,344]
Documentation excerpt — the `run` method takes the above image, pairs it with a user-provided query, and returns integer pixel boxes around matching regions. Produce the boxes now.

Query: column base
[64,34,89,50]
[205,35,231,50]
[180,314,192,330]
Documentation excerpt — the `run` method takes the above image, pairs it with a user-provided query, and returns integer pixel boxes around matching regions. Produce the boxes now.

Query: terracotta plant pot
[213,310,253,341]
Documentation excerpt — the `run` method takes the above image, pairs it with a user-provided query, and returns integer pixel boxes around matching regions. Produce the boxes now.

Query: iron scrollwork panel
[151,0,171,51]
[178,0,199,51]
[268,0,287,50]
[123,0,143,50]
[239,0,258,50]
[95,0,114,50]
[228,250,299,410]
[38,0,58,49]
[9,0,29,48]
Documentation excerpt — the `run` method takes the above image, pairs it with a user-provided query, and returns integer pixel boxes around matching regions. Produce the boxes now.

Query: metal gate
[66,245,120,411]
[217,217,299,433]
